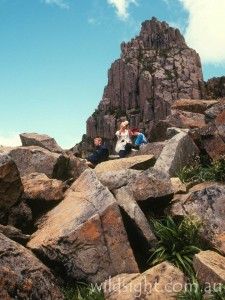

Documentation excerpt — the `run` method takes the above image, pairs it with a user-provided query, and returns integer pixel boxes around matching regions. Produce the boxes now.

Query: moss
[158,49,169,58]
[164,69,174,80]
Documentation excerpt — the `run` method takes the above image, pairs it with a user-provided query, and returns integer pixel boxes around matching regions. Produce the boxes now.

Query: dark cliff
[79,17,223,155]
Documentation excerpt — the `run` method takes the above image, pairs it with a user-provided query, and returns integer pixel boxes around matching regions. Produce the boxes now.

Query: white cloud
[107,0,138,20]
[87,18,98,25]
[0,133,21,147]
[179,0,225,64]
[43,0,69,9]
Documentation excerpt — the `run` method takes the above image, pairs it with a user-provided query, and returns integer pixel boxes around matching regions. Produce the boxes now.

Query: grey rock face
[0,153,23,221]
[7,200,32,230]
[113,187,157,247]
[154,129,199,176]
[0,233,63,300]
[131,167,173,201]
[169,183,225,254]
[0,146,69,180]
[205,76,225,99]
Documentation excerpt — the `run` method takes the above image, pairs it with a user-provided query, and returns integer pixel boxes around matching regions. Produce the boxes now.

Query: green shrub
[148,215,202,277]
[177,281,225,300]
[209,283,225,300]
[176,277,204,300]
[177,156,225,183]
[62,282,104,300]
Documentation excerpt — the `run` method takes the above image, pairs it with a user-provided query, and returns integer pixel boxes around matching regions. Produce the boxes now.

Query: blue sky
[0,0,225,149]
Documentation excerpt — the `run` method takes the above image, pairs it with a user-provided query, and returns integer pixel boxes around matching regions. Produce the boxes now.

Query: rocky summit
[80,17,225,155]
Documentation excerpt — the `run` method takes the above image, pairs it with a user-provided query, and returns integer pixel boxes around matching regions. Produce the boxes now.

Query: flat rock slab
[97,169,141,190]
[95,155,155,174]
[172,99,218,114]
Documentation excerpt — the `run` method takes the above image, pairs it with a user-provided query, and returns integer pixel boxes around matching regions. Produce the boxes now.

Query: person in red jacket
[131,128,148,149]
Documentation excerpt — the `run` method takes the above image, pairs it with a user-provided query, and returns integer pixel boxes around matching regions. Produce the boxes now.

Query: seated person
[115,120,133,158]
[125,128,147,151]
[86,137,109,168]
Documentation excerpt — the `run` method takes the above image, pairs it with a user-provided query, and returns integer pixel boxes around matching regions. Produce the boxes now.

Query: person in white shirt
[115,121,133,158]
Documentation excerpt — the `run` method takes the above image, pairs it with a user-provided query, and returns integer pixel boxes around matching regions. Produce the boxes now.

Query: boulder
[201,135,225,160]
[97,169,141,190]
[170,177,187,194]
[0,153,23,221]
[131,168,173,201]
[95,155,155,174]
[169,182,225,254]
[0,233,63,300]
[127,142,166,159]
[21,173,64,201]
[0,146,69,180]
[204,99,225,122]
[20,132,63,153]
[215,110,225,142]
[194,250,225,286]
[28,169,139,283]
[112,187,157,247]
[166,110,206,129]
[66,155,88,179]
[154,128,199,176]
[103,262,185,300]
[149,120,174,142]
[0,224,30,244]
[171,99,218,114]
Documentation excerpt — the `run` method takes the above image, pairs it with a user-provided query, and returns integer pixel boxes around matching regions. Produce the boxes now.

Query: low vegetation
[62,282,104,300]
[177,156,225,183]
[148,215,202,277]
[177,281,225,300]
[176,277,204,300]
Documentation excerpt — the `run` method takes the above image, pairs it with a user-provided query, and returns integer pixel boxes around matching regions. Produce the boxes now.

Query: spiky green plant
[176,277,204,300]
[177,280,225,300]
[177,156,225,183]
[62,282,104,300]
[148,215,202,277]
[209,284,225,300]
